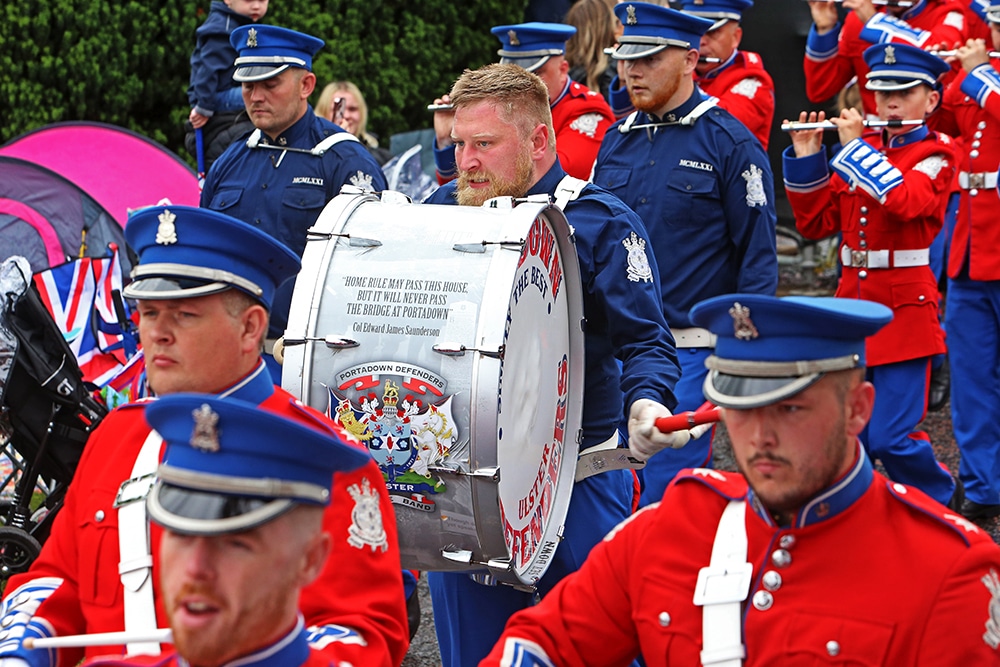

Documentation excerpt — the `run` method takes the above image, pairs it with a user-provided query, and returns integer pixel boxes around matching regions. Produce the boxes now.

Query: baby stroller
[0,257,107,579]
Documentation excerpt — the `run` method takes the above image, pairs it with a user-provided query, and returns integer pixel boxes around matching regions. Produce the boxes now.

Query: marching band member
[431,22,615,183]
[678,0,776,150]
[82,394,372,667]
[480,294,1000,667]
[935,9,1000,519]
[200,24,386,381]
[0,207,408,667]
[592,2,778,507]
[783,43,960,508]
[804,0,969,118]
[423,62,683,667]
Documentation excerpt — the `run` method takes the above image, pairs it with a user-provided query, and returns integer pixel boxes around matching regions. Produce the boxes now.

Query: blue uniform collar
[256,107,317,147]
[550,78,571,107]
[218,359,275,404]
[748,442,874,529]
[884,123,929,149]
[178,617,311,667]
[699,50,738,81]
[646,88,704,125]
[528,162,570,198]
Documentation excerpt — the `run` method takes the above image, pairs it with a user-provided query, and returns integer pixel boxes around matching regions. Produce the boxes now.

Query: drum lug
[471,466,500,482]
[432,343,505,360]
[441,548,474,564]
[305,230,382,248]
[279,335,359,350]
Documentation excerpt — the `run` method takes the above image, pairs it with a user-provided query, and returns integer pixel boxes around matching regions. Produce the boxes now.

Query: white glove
[627,398,702,461]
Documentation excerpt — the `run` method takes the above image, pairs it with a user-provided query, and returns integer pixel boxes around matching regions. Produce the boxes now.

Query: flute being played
[931,49,1000,59]
[23,628,173,650]
[427,103,454,111]
[781,118,925,131]
[811,0,914,6]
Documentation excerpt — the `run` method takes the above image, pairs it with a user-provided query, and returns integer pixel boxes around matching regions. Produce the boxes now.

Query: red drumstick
[655,402,722,433]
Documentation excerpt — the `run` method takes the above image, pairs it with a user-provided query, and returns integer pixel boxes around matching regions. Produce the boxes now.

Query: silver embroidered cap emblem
[508,29,520,47]
[247,27,258,48]
[190,404,221,452]
[982,569,1000,649]
[884,45,896,65]
[627,5,638,25]
[730,302,759,341]
[155,209,178,245]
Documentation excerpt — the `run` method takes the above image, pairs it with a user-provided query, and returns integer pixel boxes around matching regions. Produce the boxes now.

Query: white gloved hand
[627,399,695,461]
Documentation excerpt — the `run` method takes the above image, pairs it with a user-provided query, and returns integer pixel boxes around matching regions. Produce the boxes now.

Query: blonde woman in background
[316,81,393,165]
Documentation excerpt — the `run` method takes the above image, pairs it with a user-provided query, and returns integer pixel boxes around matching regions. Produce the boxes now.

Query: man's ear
[845,378,875,438]
[241,304,269,354]
[301,71,317,99]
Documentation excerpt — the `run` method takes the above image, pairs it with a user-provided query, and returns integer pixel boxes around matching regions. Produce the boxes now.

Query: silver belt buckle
[969,173,986,190]
[850,250,868,268]
[114,473,155,508]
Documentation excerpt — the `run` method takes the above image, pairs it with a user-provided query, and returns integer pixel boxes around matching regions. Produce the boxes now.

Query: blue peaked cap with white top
[863,42,949,91]
[145,394,369,535]
[123,205,300,310]
[491,22,577,73]
[690,294,893,409]
[678,0,754,31]
[230,24,325,82]
[610,3,715,60]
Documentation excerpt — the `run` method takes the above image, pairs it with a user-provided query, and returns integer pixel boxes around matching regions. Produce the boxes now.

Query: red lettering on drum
[518,217,563,301]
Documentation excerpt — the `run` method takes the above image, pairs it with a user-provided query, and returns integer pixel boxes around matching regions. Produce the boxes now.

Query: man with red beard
[591,2,778,508]
[422,63,685,667]
[79,394,371,667]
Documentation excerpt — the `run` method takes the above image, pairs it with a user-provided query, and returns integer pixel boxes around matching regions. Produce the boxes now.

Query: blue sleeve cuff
[782,145,831,192]
[830,137,903,203]
[434,141,456,180]
[961,63,1000,107]
[858,13,930,47]
[806,22,841,60]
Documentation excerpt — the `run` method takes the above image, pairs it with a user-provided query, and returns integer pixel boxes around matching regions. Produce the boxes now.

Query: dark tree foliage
[1,0,524,161]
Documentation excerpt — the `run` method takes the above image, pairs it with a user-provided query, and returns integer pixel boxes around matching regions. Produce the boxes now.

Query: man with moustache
[481,294,1000,667]
[591,2,778,507]
[80,394,371,667]
[422,62,685,667]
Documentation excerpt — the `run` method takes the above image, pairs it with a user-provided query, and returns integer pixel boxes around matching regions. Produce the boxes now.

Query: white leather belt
[118,430,164,655]
[839,245,929,269]
[695,500,752,667]
[671,327,718,349]
[958,171,998,190]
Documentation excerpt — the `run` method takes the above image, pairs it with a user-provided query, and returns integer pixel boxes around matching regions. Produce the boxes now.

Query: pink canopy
[0,122,200,227]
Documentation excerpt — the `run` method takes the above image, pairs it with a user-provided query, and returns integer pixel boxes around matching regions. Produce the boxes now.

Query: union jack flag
[32,245,134,387]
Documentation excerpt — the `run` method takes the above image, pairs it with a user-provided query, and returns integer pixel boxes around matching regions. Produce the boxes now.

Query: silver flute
[781,119,925,131]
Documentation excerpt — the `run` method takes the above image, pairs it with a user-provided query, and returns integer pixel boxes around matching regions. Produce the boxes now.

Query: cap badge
[884,45,896,65]
[247,27,258,48]
[508,29,520,47]
[190,403,221,453]
[155,209,178,245]
[729,302,759,341]
[627,5,638,25]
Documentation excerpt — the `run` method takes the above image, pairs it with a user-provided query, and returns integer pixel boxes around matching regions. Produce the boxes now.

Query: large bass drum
[282,190,584,587]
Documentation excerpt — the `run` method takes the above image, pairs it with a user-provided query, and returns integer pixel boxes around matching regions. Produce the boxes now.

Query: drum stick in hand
[655,402,722,433]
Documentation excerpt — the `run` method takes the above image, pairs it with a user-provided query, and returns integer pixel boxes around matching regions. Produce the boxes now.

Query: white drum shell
[282,191,584,586]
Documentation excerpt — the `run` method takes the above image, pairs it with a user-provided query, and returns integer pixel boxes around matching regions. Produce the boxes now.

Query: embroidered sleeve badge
[730,78,763,100]
[349,170,375,192]
[622,231,654,283]
[742,164,768,208]
[912,155,948,180]
[982,568,1000,649]
[570,113,604,138]
[347,476,389,552]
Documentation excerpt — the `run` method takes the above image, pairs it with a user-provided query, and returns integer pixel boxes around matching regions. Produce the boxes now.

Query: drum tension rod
[280,335,359,349]
[306,231,382,248]
[433,343,505,359]
[441,548,513,576]
[427,465,500,481]
[453,241,524,254]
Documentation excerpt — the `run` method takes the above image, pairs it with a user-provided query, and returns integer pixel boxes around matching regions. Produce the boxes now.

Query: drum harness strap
[551,175,651,483]
[246,129,360,168]
[618,97,718,137]
[695,499,753,667]
[116,430,164,655]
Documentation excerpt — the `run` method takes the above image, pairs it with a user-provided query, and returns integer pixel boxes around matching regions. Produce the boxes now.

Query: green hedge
[0,0,525,161]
